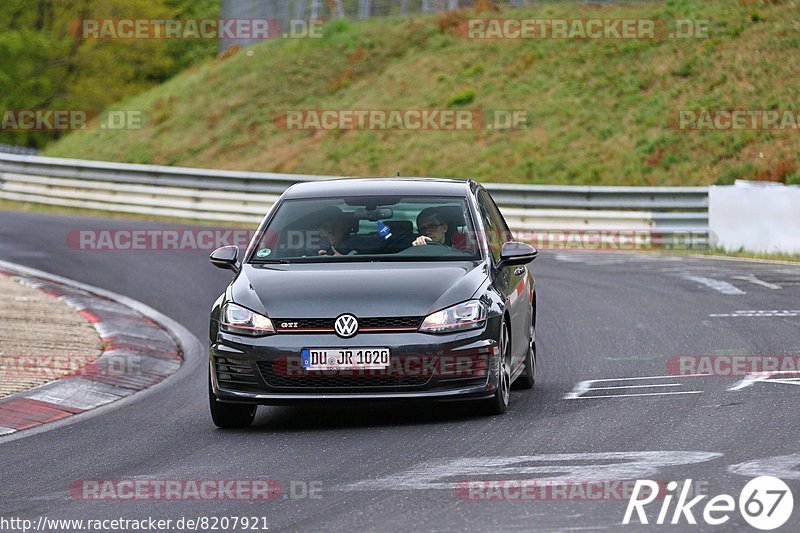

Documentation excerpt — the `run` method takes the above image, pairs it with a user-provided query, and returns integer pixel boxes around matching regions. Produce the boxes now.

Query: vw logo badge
[334,314,358,338]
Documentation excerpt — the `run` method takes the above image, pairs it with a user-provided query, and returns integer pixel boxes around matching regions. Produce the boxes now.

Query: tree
[0,0,218,148]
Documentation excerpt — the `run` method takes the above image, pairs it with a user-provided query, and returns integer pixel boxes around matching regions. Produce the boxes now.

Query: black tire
[483,322,511,415]
[512,322,536,390]
[209,375,256,429]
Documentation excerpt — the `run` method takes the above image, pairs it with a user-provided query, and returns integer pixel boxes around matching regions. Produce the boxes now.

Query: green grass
[687,247,800,264]
[44,0,800,186]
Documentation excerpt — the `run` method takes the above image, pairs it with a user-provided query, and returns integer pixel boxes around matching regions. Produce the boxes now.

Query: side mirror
[210,245,239,272]
[498,242,538,268]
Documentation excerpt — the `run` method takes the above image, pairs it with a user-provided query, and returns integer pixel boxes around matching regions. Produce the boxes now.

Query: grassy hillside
[44,0,800,186]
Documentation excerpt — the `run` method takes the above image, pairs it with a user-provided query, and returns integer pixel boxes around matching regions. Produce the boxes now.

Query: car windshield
[249,195,481,263]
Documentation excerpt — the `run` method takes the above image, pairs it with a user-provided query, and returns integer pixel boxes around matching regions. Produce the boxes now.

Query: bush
[447,88,476,107]
[786,173,800,185]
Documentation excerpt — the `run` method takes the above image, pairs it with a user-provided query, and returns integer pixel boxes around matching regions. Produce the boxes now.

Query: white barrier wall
[710,184,800,254]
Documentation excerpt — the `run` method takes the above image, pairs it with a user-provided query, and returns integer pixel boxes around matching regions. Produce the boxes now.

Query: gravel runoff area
[0,273,103,398]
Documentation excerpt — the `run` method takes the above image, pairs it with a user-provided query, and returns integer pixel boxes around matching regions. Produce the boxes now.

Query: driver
[412,208,453,247]
[317,207,355,255]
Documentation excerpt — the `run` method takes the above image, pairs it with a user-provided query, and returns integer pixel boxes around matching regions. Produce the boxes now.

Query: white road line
[732,275,782,290]
[768,380,800,386]
[683,275,745,295]
[587,383,683,391]
[577,373,713,383]
[564,374,711,399]
[576,391,703,399]
[730,454,800,480]
[710,310,800,317]
[728,373,770,391]
[564,380,593,399]
[729,371,800,391]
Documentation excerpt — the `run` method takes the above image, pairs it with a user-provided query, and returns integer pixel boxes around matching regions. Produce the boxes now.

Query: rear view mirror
[210,245,239,272]
[354,207,393,221]
[498,242,538,268]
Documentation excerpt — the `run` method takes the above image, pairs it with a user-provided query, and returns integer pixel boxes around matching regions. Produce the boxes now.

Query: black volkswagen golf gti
[208,178,538,428]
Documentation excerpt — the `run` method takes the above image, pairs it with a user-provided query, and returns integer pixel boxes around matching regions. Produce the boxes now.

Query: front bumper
[210,319,502,405]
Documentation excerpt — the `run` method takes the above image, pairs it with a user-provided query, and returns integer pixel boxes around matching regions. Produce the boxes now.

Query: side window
[477,191,504,263]
[486,193,513,242]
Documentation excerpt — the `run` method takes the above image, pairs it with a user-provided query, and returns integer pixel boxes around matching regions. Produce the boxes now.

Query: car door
[486,193,533,364]
[477,189,530,369]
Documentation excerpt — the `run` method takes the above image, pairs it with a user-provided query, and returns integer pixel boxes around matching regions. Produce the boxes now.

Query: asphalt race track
[2,209,800,532]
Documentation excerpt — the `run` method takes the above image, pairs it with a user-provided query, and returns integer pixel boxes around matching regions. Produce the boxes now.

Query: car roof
[281,178,475,199]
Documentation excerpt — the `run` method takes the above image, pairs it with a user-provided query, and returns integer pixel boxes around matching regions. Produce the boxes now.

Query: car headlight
[219,303,275,336]
[419,300,487,334]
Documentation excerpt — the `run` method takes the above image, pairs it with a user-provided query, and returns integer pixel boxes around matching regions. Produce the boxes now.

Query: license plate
[301,348,390,370]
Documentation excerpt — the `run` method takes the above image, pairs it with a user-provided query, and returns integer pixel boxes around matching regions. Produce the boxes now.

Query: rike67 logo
[624,476,793,530]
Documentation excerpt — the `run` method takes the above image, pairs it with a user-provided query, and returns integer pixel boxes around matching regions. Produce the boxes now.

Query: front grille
[273,316,422,333]
[215,357,260,390]
[257,359,433,389]
[361,317,422,329]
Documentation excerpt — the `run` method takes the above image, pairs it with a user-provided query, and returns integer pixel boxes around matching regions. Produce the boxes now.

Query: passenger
[316,206,384,256]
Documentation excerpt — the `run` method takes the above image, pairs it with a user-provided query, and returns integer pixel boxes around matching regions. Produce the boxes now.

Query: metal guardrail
[0,153,709,245]
[484,183,709,211]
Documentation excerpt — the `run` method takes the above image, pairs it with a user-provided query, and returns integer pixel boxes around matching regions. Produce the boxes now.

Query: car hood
[230,261,488,318]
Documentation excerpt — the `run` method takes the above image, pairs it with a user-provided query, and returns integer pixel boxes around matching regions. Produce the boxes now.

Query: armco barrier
[0,153,709,247]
